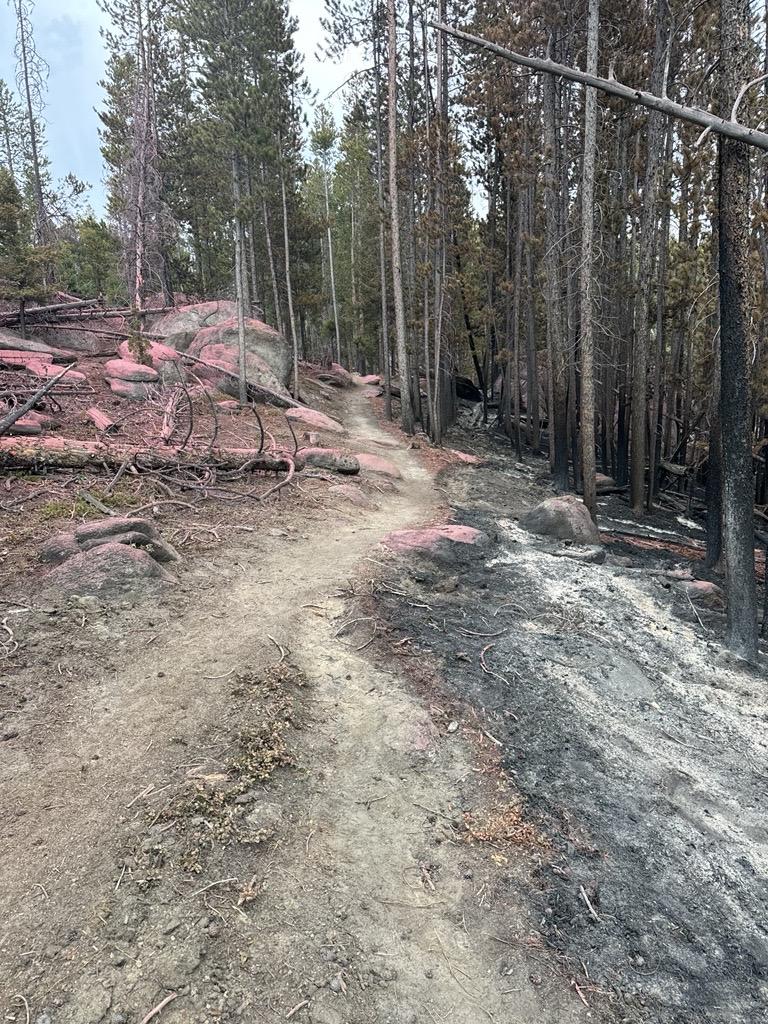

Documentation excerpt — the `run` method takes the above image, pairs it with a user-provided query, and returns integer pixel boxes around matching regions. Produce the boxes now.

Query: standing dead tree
[431,19,763,660]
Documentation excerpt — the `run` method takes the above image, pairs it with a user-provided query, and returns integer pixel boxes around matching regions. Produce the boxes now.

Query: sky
[0,0,362,218]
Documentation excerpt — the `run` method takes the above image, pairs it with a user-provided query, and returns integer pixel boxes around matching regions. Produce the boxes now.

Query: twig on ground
[138,992,178,1024]
[285,1000,309,1019]
[190,877,239,899]
[267,634,287,664]
[12,996,30,1024]
[579,884,600,923]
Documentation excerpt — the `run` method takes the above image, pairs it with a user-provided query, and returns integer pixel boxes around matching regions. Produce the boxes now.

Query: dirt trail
[1,387,591,1024]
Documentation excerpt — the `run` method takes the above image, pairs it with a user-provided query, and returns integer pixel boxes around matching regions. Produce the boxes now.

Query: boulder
[30,326,116,355]
[188,317,290,386]
[448,448,483,465]
[595,472,618,493]
[521,494,600,546]
[355,452,402,478]
[382,525,489,558]
[356,374,381,386]
[0,329,59,355]
[298,447,360,475]
[553,545,607,565]
[190,342,289,399]
[330,362,354,385]
[42,517,179,595]
[152,300,237,350]
[104,358,159,383]
[117,340,184,381]
[40,532,81,565]
[47,542,174,597]
[74,516,156,544]
[285,407,345,434]
[327,483,379,510]
[109,378,152,401]
[679,579,725,610]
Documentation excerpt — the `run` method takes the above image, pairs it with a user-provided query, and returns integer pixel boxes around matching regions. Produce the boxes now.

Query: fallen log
[0,297,100,326]
[0,436,294,473]
[0,364,75,437]
[86,407,118,434]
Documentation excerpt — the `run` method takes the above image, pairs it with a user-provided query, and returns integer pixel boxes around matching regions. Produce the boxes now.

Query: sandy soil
[1,388,595,1024]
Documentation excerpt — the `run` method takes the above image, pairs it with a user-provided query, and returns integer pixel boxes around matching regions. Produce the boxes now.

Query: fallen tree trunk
[0,436,294,473]
[0,298,100,326]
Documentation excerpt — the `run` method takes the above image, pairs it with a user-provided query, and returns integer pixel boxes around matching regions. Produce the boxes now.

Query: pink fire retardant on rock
[104,358,159,383]
[382,524,489,554]
[448,448,483,465]
[330,362,354,385]
[355,452,402,478]
[285,407,345,434]
[117,340,183,380]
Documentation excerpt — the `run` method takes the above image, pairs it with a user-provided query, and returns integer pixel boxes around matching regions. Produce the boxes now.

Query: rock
[330,362,353,384]
[109,378,152,401]
[305,431,320,445]
[0,329,63,355]
[187,316,290,385]
[285,407,345,434]
[606,554,635,568]
[191,341,289,399]
[217,400,241,414]
[104,358,159,383]
[298,448,360,475]
[79,530,154,553]
[327,484,378,510]
[355,453,402,478]
[595,472,618,493]
[382,525,489,557]
[448,448,483,465]
[244,800,283,833]
[143,538,180,563]
[117,339,184,381]
[356,373,381,385]
[554,545,606,565]
[521,494,601,546]
[152,299,237,350]
[34,362,87,384]
[679,579,725,609]
[47,542,175,597]
[40,532,81,565]
[74,517,156,544]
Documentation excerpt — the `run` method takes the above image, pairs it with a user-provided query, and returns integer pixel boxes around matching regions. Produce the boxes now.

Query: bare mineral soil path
[1,385,594,1024]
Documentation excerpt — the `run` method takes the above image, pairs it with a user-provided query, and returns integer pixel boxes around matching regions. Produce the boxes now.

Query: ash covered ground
[370,441,768,1024]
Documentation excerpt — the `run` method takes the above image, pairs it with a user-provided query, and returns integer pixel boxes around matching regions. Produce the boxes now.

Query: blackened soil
[370,442,768,1024]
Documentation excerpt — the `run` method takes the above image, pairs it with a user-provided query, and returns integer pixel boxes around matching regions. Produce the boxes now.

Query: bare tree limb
[430,21,768,152]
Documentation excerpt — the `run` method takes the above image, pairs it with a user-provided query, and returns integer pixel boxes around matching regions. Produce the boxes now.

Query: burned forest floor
[2,380,767,1024]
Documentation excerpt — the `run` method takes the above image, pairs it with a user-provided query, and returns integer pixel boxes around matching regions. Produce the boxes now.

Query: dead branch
[0,364,74,437]
[86,407,118,434]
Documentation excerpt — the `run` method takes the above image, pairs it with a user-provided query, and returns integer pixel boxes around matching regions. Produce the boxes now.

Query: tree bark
[579,0,600,517]
[718,0,758,659]
[387,0,414,434]
[543,46,569,490]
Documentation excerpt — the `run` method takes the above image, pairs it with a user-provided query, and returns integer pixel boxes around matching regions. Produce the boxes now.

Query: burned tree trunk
[717,0,758,659]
